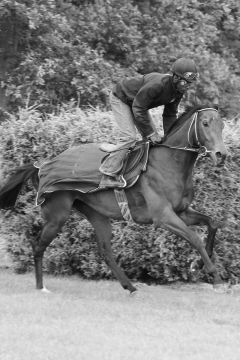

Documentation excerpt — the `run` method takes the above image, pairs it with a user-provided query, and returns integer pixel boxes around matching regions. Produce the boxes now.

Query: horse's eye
[203,121,208,127]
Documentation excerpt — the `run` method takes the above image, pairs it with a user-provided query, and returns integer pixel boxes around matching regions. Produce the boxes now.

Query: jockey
[100,57,199,187]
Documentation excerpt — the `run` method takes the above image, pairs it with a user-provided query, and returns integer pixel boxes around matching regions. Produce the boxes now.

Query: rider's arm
[162,96,182,134]
[132,83,160,138]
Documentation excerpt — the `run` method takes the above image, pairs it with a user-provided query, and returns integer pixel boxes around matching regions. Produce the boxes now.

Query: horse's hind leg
[179,206,220,270]
[32,192,73,289]
[75,202,136,293]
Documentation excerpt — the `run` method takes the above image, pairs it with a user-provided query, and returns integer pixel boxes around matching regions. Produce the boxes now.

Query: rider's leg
[109,91,138,148]
[99,93,138,185]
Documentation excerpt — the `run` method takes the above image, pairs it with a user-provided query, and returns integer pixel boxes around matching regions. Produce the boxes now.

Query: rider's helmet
[171,58,199,82]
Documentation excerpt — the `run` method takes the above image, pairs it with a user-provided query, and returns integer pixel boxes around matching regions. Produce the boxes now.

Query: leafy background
[0,0,239,284]
[1,0,240,115]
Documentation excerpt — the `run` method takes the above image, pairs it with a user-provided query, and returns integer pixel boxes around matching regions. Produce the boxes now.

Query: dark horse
[0,106,227,293]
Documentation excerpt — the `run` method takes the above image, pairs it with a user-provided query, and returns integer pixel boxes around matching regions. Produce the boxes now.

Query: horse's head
[195,108,228,166]
[162,105,228,166]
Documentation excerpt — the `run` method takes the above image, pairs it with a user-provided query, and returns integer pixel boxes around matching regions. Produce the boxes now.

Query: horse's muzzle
[214,150,227,167]
[208,144,228,166]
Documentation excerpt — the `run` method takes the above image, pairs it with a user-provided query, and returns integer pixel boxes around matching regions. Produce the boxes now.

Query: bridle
[164,108,218,156]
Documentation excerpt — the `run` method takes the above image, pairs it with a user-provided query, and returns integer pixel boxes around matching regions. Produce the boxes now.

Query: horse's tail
[0,164,38,209]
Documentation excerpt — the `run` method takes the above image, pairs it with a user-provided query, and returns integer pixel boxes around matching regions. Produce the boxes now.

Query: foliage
[0,104,116,177]
[0,0,240,115]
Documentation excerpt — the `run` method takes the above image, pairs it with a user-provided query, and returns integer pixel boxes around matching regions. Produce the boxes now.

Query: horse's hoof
[190,259,202,273]
[130,287,137,294]
[129,286,138,296]
[41,287,51,294]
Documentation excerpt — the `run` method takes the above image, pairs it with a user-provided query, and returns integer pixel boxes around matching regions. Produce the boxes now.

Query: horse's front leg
[92,216,137,293]
[154,207,222,285]
[178,206,221,271]
[77,203,137,293]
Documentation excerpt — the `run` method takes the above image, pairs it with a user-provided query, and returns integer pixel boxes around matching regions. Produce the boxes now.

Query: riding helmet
[171,58,199,81]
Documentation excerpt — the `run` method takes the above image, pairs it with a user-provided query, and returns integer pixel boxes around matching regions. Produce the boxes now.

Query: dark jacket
[113,73,183,137]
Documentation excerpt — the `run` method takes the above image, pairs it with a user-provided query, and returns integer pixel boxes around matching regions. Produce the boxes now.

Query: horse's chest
[173,179,193,211]
[148,168,193,210]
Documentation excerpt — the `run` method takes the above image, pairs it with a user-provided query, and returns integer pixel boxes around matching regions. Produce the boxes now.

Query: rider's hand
[148,133,162,144]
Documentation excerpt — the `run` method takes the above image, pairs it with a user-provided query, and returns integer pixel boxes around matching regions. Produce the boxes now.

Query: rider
[99,57,199,187]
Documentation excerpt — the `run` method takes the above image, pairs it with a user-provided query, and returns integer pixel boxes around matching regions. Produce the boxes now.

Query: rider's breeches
[110,92,156,147]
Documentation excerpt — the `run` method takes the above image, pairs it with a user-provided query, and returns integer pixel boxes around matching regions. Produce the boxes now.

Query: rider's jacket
[113,73,183,136]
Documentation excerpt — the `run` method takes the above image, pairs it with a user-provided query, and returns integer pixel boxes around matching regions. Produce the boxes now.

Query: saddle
[99,140,150,189]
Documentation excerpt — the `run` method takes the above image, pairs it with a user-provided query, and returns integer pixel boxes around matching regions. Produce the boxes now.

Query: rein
[162,108,218,156]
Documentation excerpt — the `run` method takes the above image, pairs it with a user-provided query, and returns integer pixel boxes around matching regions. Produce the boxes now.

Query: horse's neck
[150,144,197,182]
[151,115,198,173]
[162,116,193,148]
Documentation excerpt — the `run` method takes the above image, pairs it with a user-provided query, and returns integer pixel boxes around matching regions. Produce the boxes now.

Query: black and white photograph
[0,1,240,359]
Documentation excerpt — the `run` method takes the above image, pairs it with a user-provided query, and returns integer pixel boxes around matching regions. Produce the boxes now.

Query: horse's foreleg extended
[90,217,136,293]
[77,203,136,293]
[156,208,222,285]
[179,206,219,269]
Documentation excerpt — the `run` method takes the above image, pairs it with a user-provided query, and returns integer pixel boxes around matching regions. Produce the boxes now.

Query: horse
[0,105,228,293]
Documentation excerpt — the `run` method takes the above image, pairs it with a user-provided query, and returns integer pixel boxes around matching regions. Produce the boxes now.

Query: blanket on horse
[35,143,149,205]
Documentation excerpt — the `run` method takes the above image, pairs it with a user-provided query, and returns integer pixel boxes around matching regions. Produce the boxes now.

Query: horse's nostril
[216,152,227,160]
[216,151,226,167]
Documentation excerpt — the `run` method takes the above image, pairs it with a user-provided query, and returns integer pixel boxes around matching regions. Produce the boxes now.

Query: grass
[1,269,240,360]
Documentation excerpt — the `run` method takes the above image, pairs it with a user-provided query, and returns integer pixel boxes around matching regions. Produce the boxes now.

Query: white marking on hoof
[41,287,51,294]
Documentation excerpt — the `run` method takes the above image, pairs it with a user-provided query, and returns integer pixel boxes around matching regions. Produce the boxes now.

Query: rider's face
[173,76,195,93]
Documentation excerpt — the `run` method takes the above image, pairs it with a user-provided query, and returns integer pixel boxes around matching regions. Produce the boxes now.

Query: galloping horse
[0,105,227,293]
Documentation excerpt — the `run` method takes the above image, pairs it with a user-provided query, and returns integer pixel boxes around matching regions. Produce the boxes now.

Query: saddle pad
[36,142,149,205]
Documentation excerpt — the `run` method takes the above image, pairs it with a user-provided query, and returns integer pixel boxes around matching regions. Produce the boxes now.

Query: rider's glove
[148,133,162,144]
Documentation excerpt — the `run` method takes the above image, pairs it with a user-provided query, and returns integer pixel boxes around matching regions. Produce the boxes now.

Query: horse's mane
[162,104,218,141]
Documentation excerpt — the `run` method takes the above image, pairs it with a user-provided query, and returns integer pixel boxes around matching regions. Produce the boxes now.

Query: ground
[1,269,240,360]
